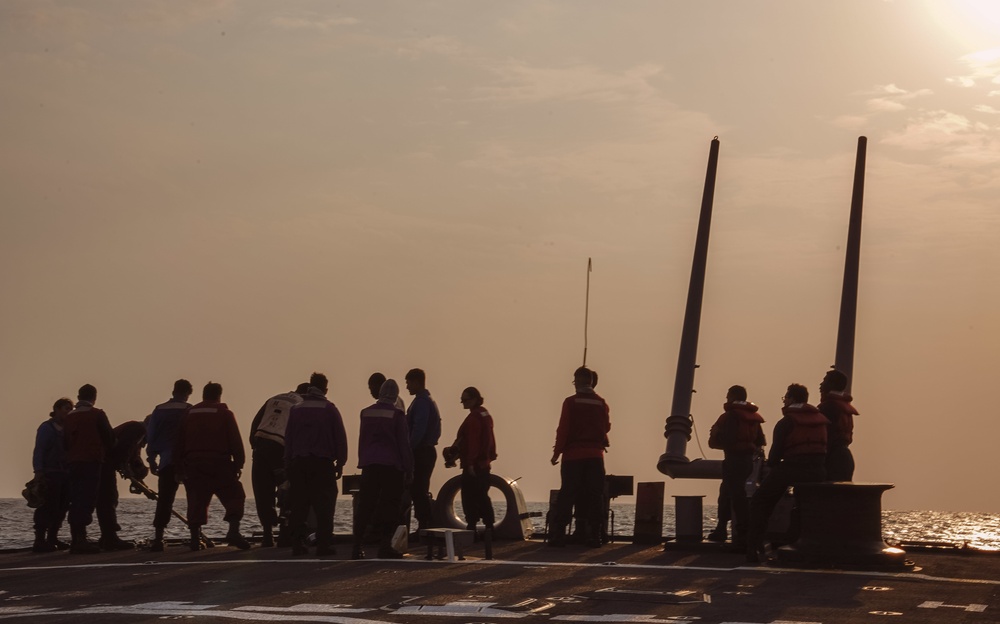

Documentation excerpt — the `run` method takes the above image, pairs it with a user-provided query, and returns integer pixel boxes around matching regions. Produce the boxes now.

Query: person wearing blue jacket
[31,397,74,553]
[403,368,441,536]
[145,379,193,552]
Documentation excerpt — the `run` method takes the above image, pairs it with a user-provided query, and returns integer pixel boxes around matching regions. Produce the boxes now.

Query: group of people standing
[29,368,499,560]
[704,369,860,563]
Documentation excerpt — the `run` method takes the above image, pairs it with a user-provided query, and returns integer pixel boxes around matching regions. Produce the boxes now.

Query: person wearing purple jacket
[352,379,413,560]
[284,372,348,557]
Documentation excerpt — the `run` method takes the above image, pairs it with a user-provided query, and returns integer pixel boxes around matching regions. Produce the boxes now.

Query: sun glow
[925,0,1000,48]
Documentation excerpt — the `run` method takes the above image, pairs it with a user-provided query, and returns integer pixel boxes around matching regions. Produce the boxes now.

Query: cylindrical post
[659,137,720,472]
[834,136,866,392]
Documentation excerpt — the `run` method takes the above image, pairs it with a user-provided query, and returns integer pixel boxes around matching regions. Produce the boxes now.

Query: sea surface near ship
[2,498,998,551]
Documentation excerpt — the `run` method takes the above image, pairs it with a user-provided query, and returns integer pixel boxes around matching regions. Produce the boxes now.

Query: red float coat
[63,402,114,463]
[456,406,497,471]
[553,390,610,461]
[175,401,245,469]
[819,391,859,447]
[708,401,766,454]
[767,403,828,466]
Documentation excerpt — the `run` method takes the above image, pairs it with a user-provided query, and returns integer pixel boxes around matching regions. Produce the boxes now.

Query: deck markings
[918,601,987,612]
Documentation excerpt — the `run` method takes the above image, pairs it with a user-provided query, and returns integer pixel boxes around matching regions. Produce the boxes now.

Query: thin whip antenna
[583,257,592,366]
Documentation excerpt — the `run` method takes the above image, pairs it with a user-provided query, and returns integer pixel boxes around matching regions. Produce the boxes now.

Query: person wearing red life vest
[747,383,828,563]
[452,387,497,536]
[175,381,251,551]
[63,384,115,554]
[549,366,611,548]
[707,385,766,549]
[818,369,859,482]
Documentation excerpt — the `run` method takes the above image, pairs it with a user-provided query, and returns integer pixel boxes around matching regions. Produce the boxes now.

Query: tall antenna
[583,257,592,366]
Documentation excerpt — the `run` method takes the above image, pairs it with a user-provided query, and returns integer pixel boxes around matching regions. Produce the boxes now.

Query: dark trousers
[460,467,494,528]
[287,456,338,549]
[96,461,120,536]
[554,457,605,537]
[153,465,180,529]
[33,472,69,535]
[183,456,245,527]
[722,453,754,544]
[251,442,284,529]
[409,445,437,528]
[67,461,102,530]
[748,455,826,551]
[714,481,731,529]
[826,445,855,482]
[355,464,405,545]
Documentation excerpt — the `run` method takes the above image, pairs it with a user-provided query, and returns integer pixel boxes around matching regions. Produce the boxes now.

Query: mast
[658,137,723,478]
[834,136,866,393]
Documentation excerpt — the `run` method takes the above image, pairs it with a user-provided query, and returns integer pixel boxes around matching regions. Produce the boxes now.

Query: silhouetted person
[747,383,828,563]
[95,420,146,550]
[404,368,441,535]
[145,379,193,552]
[31,398,74,552]
[707,385,766,549]
[354,379,413,559]
[818,369,859,482]
[285,372,348,557]
[451,387,497,536]
[369,372,406,411]
[550,366,611,548]
[249,382,309,547]
[176,382,250,550]
[63,384,115,554]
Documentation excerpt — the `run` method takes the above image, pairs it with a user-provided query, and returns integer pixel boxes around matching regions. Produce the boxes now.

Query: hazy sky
[3,1,1000,517]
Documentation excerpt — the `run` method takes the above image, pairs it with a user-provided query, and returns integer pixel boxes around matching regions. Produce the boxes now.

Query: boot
[706,525,728,542]
[351,542,366,560]
[99,533,135,551]
[190,526,204,551]
[46,528,70,550]
[150,527,165,552]
[225,522,251,550]
[69,527,101,554]
[261,526,274,548]
[547,525,566,548]
[483,525,494,561]
[291,537,308,556]
[32,529,55,553]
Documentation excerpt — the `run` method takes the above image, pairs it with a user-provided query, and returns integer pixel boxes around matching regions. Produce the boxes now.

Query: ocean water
[2,498,998,551]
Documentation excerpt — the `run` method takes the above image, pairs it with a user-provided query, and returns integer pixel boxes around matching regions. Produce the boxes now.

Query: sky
[2,1,1000,518]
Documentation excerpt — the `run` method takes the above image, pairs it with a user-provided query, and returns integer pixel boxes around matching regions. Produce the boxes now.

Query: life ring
[435,473,533,540]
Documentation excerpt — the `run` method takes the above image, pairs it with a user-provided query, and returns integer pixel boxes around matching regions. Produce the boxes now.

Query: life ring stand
[434,473,533,540]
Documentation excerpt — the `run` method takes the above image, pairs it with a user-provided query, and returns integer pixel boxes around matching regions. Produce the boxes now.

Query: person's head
[368,372,387,399]
[172,378,193,400]
[77,384,97,403]
[51,397,74,420]
[460,386,484,409]
[309,372,329,394]
[573,366,594,389]
[378,379,400,404]
[820,369,848,394]
[405,368,426,395]
[591,370,599,388]
[783,383,809,405]
[295,382,312,395]
[727,385,747,402]
[203,381,223,402]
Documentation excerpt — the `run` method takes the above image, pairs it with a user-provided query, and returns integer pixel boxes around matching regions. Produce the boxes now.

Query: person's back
[359,400,412,471]
[144,379,192,553]
[64,402,113,464]
[285,389,347,464]
[818,369,858,481]
[179,401,242,461]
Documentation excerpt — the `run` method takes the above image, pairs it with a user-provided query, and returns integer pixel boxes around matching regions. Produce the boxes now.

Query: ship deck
[1,538,998,623]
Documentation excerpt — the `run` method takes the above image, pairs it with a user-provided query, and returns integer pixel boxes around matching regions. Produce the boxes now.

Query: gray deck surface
[1,539,998,623]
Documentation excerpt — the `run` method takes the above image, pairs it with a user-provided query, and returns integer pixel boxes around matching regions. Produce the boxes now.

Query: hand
[148,459,159,476]
[333,464,342,480]
[235,468,243,479]
[464,466,476,477]
[550,453,560,466]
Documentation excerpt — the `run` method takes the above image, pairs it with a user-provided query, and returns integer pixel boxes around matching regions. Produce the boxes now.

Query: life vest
[821,392,858,447]
[64,404,112,463]
[253,392,302,445]
[728,402,765,453]
[782,404,828,456]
